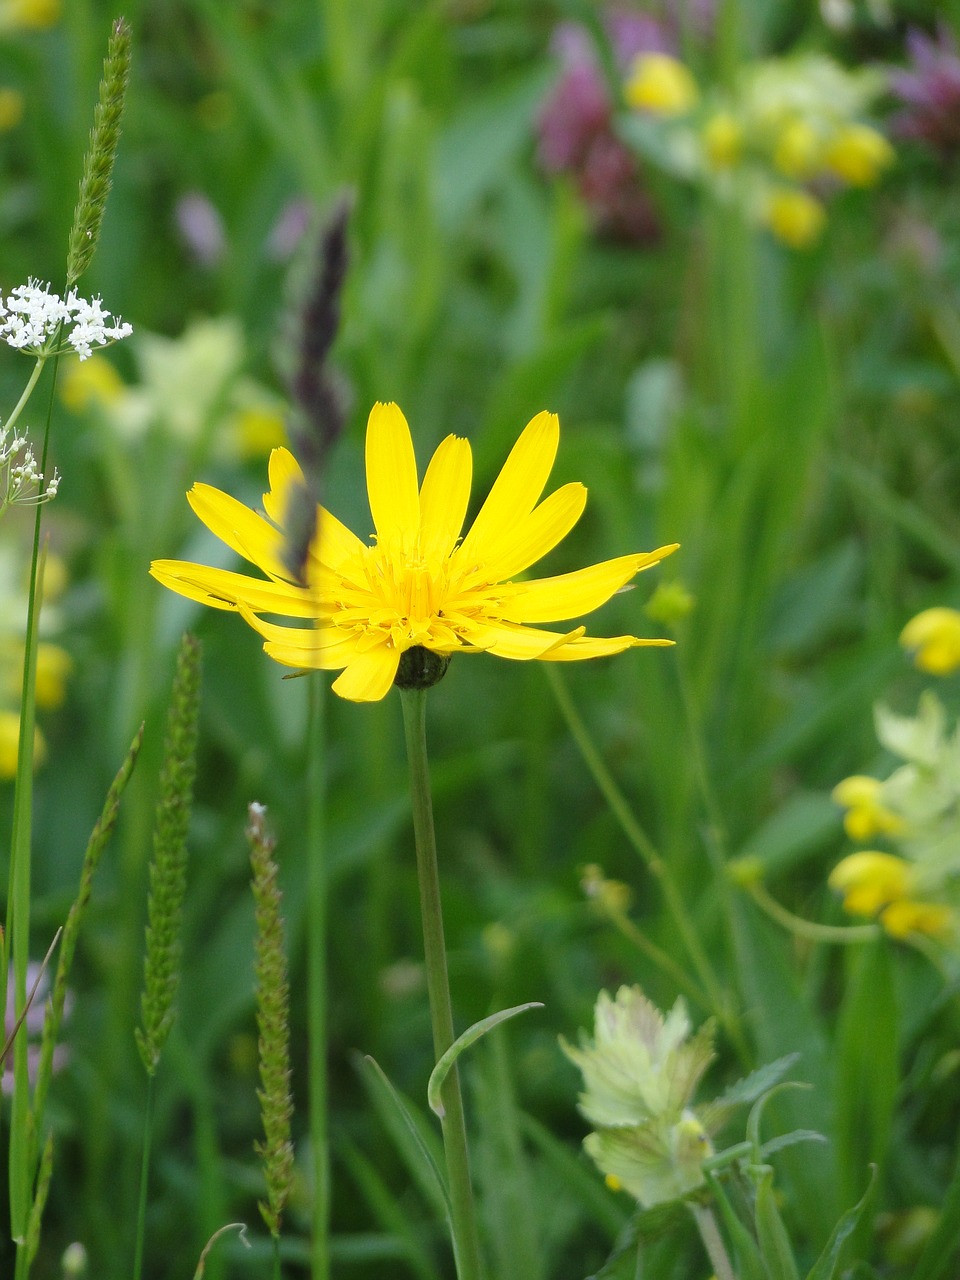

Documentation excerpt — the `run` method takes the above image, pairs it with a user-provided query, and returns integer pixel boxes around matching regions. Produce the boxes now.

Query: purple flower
[536,11,668,244]
[2,962,71,1094]
[174,192,227,269]
[889,26,960,154]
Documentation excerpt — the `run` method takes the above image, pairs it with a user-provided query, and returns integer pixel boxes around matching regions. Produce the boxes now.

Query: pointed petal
[457,411,559,565]
[309,506,368,574]
[150,560,317,616]
[418,434,472,560]
[465,620,585,660]
[187,483,291,579]
[331,643,401,701]
[459,483,587,582]
[502,545,679,624]
[262,447,306,524]
[539,634,674,660]
[365,402,420,552]
[237,607,360,668]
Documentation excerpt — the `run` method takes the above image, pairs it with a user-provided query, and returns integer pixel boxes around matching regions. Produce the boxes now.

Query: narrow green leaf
[714,1055,800,1112]
[427,1002,543,1119]
[760,1131,828,1159]
[354,1054,451,1222]
[911,1144,960,1280]
[805,1168,877,1280]
[755,1166,801,1280]
[705,1172,769,1280]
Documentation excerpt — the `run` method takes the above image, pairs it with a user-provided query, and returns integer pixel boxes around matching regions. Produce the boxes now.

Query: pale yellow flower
[900,608,960,676]
[0,0,59,30]
[702,112,743,168]
[152,404,678,702]
[824,123,893,186]
[772,118,823,179]
[625,53,699,117]
[832,774,905,840]
[0,710,45,778]
[60,354,126,414]
[763,187,826,248]
[34,642,72,710]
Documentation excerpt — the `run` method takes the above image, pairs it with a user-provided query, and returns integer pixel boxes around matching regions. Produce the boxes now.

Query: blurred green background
[2,0,960,1276]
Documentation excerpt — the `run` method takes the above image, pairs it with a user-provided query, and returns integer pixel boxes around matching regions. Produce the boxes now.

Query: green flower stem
[543,668,730,1029]
[132,1074,156,1280]
[746,881,880,945]
[399,687,484,1280]
[4,356,46,436]
[307,677,330,1280]
[690,1203,736,1280]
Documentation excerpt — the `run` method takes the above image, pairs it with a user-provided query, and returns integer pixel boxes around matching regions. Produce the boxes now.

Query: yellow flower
[832,774,904,840]
[60,354,126,413]
[824,124,893,187]
[0,710,45,778]
[828,851,952,939]
[900,608,960,676]
[0,88,23,131]
[34,642,72,710]
[151,404,678,702]
[772,118,822,180]
[625,53,699,117]
[763,187,826,248]
[702,112,743,168]
[231,405,287,461]
[0,0,59,29]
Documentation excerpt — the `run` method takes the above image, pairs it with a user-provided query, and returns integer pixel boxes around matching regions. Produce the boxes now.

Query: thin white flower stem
[690,1203,736,1280]
[400,688,484,1280]
[5,356,46,435]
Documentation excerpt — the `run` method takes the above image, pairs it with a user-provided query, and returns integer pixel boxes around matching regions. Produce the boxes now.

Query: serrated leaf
[760,1130,828,1159]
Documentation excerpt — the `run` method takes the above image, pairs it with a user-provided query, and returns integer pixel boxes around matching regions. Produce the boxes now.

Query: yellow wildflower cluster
[830,689,960,942]
[623,52,892,249]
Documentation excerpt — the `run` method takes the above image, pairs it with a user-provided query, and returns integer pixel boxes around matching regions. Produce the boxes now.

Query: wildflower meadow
[2,2,960,1278]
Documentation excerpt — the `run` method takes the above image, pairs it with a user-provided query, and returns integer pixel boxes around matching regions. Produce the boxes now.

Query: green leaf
[353,1054,451,1223]
[805,1168,877,1280]
[714,1054,801,1112]
[706,1172,769,1280]
[834,941,898,1221]
[427,1002,543,1118]
[755,1165,801,1280]
[760,1131,828,1160]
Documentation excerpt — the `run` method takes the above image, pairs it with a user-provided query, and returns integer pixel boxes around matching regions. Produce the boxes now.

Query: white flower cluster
[0,425,59,513]
[0,280,132,361]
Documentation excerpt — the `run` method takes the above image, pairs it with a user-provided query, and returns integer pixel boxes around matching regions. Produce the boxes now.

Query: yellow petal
[187,483,290,579]
[365,402,420,553]
[238,608,360,667]
[457,411,560,566]
[466,483,588,582]
[465,620,582,660]
[502,546,679,624]
[418,434,472,561]
[540,634,673,660]
[331,643,401,701]
[309,507,369,575]
[150,560,318,616]
[262,446,306,524]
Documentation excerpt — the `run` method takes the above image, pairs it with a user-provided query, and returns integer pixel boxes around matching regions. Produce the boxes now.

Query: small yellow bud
[34,642,72,710]
[773,118,822,180]
[728,856,763,888]
[625,53,699,117]
[880,898,953,940]
[232,406,287,460]
[0,710,45,778]
[763,187,826,249]
[900,607,960,676]
[828,850,910,917]
[824,124,893,187]
[0,88,23,131]
[645,580,695,627]
[703,112,743,168]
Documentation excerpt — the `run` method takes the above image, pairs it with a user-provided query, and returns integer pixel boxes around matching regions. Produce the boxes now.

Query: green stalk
[306,676,330,1280]
[399,688,483,1280]
[543,667,729,1025]
[690,1203,736,1280]
[3,357,45,436]
[132,1074,155,1280]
